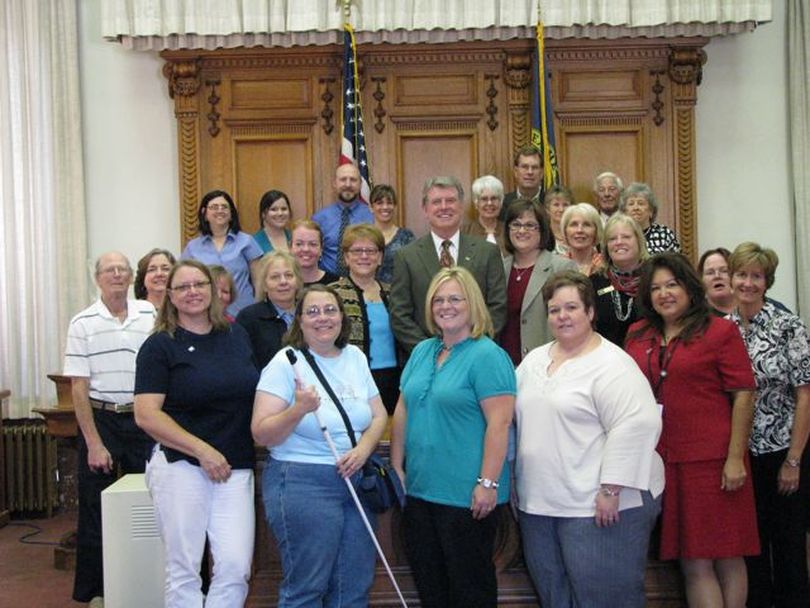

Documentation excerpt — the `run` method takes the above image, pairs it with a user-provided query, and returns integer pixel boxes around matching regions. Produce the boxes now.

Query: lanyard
[645,336,679,401]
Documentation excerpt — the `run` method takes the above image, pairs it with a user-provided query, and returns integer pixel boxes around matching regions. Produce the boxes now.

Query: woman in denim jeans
[252,285,388,607]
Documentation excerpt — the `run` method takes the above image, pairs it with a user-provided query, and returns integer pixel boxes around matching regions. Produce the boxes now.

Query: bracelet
[784,457,800,468]
[477,477,499,489]
[598,486,621,497]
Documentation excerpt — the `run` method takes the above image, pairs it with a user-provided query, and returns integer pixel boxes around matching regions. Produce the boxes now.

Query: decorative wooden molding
[650,70,665,126]
[363,50,505,66]
[669,48,707,86]
[229,122,316,136]
[546,47,671,62]
[200,55,341,69]
[205,78,221,137]
[391,118,479,132]
[485,74,499,131]
[319,77,335,135]
[371,77,387,134]
[675,107,697,259]
[163,59,201,99]
[504,53,531,90]
[503,51,532,153]
[179,118,200,245]
[557,114,645,127]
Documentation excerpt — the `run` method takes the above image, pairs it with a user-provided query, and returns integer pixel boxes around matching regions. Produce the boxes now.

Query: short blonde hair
[424,267,493,339]
[602,213,649,266]
[561,203,603,247]
[728,241,779,290]
[255,251,302,302]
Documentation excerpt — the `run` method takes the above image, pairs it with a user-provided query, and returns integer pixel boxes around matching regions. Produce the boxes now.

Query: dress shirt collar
[430,230,460,259]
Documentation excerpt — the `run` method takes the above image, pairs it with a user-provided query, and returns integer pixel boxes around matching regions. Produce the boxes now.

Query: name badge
[597,285,615,296]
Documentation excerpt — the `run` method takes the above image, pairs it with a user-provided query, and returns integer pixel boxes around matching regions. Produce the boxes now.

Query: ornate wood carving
[205,78,221,137]
[163,59,201,99]
[178,119,201,244]
[391,118,480,132]
[319,77,335,135]
[504,51,532,152]
[675,107,697,258]
[669,48,707,86]
[485,74,499,131]
[371,77,387,134]
[651,70,665,126]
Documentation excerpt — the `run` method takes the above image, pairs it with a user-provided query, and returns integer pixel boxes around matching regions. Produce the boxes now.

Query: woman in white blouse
[514,270,664,608]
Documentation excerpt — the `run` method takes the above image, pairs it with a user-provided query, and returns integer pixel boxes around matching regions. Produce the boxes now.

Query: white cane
[285,349,408,607]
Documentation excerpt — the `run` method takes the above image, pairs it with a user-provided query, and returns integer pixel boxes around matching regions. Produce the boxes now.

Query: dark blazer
[499,188,543,221]
[502,251,577,358]
[390,232,507,352]
[235,299,288,370]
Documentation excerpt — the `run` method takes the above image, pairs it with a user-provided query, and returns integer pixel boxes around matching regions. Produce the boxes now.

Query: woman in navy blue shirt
[135,260,259,607]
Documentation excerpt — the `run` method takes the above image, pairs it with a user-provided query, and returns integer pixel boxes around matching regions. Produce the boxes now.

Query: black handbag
[300,348,405,513]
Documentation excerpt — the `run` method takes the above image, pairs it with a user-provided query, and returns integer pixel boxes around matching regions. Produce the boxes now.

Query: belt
[89,398,134,414]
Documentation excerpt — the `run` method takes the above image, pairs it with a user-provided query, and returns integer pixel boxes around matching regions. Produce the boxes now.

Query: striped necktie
[336,206,351,275]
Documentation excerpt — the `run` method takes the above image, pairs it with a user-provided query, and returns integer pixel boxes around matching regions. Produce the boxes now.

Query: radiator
[2,419,58,516]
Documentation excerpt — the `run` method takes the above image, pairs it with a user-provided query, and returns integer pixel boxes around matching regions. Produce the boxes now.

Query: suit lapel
[521,251,552,316]
[458,233,478,266]
[415,234,440,276]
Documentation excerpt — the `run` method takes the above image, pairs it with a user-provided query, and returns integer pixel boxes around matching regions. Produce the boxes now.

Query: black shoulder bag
[300,348,405,513]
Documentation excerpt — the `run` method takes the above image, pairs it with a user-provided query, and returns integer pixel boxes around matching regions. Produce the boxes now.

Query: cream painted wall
[79,0,180,275]
[78,1,794,306]
[696,0,794,308]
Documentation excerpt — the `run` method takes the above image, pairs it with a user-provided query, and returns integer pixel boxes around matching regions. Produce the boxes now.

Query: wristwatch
[477,477,499,489]
[598,486,621,497]
[784,457,800,468]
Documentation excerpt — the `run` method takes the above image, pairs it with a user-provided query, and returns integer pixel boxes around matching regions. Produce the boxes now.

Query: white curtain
[788,0,809,324]
[0,0,88,418]
[102,0,772,50]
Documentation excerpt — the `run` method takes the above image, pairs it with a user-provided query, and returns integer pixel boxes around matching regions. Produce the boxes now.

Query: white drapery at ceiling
[102,0,773,50]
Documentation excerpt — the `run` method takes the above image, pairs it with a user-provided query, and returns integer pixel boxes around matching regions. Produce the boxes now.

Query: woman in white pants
[135,260,259,607]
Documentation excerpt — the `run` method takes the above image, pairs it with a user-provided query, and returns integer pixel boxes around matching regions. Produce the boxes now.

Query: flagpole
[536,4,553,190]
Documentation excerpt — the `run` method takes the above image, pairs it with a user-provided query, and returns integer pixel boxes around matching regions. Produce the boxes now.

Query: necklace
[611,289,634,321]
[513,264,534,282]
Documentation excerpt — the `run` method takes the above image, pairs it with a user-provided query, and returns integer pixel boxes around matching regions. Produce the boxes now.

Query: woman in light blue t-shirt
[252,284,387,607]
[390,266,516,608]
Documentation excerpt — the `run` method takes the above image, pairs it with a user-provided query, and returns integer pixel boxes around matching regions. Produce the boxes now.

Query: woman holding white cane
[252,284,388,607]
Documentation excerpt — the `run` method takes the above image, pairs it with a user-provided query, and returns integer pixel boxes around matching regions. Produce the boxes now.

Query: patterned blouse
[729,301,810,455]
[378,227,415,284]
[643,223,681,255]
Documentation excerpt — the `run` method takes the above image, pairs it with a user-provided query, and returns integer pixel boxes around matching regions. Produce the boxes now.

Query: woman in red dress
[625,253,759,608]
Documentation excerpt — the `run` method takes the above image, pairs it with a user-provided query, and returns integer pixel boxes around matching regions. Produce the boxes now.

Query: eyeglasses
[431,295,466,307]
[169,280,211,293]
[304,304,340,318]
[347,247,379,257]
[509,221,540,232]
[206,203,231,212]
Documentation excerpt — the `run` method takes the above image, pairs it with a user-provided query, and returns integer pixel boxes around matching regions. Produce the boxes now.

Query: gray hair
[94,251,132,276]
[593,171,624,192]
[561,203,603,247]
[619,182,659,222]
[422,176,464,206]
[470,175,504,202]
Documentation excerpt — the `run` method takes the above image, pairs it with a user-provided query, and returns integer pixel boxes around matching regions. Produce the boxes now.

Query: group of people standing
[62,149,807,608]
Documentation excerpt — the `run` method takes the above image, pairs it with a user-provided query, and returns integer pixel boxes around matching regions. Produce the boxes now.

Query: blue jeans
[262,458,377,608]
[519,490,661,608]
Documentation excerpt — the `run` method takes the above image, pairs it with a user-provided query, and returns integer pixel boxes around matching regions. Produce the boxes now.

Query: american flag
[340,24,371,202]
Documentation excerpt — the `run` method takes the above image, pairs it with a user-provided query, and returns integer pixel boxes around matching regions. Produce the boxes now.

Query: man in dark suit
[390,176,507,353]
[500,145,543,220]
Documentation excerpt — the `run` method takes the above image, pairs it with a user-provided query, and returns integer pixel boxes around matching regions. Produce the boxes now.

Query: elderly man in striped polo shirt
[63,251,156,607]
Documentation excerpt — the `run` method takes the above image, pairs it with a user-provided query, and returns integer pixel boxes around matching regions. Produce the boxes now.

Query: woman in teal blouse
[253,190,292,253]
[390,266,515,608]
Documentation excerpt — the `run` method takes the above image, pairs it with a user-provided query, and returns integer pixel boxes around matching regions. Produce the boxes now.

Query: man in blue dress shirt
[312,163,374,275]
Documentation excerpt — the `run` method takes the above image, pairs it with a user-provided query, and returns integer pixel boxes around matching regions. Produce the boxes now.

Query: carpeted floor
[0,510,77,607]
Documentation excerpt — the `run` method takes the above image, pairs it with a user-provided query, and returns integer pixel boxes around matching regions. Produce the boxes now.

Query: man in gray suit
[390,176,507,353]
